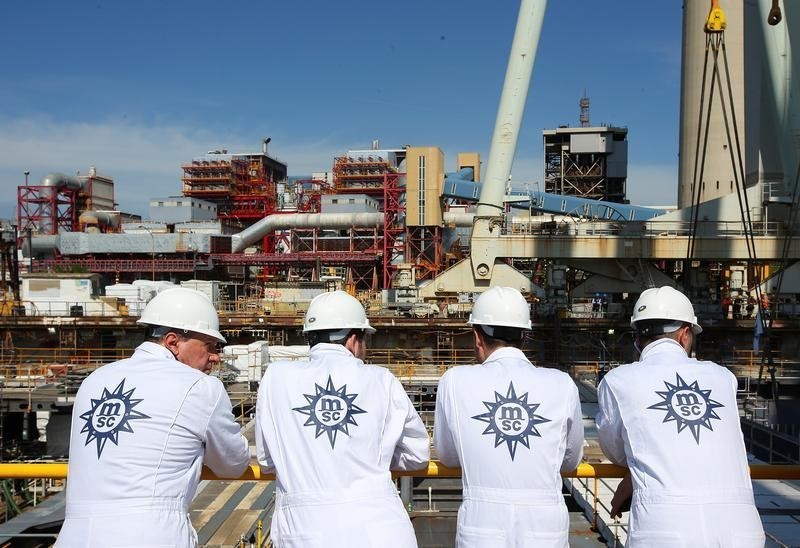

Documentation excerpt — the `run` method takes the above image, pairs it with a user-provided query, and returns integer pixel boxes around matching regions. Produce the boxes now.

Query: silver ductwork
[39,173,83,191]
[79,211,121,232]
[34,173,85,234]
[231,212,384,253]
[22,234,60,257]
[442,212,475,227]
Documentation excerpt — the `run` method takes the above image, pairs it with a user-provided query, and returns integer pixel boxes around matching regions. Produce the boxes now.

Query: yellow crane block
[706,0,726,33]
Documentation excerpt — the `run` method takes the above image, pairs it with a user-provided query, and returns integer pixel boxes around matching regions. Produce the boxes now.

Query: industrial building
[0,0,799,545]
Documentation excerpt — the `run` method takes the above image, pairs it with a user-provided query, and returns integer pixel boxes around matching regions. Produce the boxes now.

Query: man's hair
[475,324,524,349]
[146,325,188,343]
[305,328,365,348]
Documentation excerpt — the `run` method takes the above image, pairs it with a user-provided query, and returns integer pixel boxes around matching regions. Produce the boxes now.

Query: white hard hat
[303,290,375,335]
[468,286,532,330]
[631,286,702,334]
[137,287,226,343]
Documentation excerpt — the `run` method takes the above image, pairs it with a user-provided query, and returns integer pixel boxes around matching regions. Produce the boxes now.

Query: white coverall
[434,347,584,548]
[596,338,765,547]
[55,342,250,548]
[255,343,430,548]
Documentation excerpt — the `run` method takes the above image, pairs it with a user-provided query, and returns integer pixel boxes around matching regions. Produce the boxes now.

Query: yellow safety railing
[0,462,798,481]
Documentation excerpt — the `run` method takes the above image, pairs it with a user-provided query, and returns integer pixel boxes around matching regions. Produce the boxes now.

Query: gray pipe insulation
[231,212,385,253]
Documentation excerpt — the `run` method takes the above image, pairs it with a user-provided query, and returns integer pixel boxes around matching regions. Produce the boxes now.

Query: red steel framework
[288,227,382,291]
[181,155,280,221]
[18,186,79,236]
[405,225,443,282]
[32,252,379,275]
[331,156,409,289]
[333,155,392,192]
[182,153,286,271]
[292,178,332,213]
[383,173,406,288]
[27,155,427,292]
[32,258,196,273]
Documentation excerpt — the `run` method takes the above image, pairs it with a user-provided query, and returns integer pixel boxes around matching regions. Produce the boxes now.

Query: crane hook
[768,0,782,26]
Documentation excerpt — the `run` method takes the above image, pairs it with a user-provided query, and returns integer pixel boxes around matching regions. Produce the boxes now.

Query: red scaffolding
[383,172,406,288]
[181,154,280,221]
[18,185,79,236]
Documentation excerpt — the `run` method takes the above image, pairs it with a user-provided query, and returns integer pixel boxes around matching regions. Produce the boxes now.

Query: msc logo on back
[79,379,150,458]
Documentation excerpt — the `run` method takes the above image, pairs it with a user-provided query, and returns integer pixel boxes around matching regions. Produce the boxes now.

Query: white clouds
[0,116,344,219]
[0,115,680,223]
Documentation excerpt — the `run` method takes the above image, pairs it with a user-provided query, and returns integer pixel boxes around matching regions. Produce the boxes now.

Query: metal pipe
[79,211,120,232]
[21,234,59,258]
[1,462,797,481]
[231,212,384,253]
[39,173,83,191]
[443,212,475,227]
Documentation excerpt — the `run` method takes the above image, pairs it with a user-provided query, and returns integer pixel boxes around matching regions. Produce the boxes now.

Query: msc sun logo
[472,381,551,460]
[293,376,367,449]
[79,379,150,458]
[647,373,724,444]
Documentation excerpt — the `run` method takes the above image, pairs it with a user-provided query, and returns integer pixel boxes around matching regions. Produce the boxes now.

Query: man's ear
[163,331,181,353]
[678,325,694,352]
[473,326,486,351]
[343,331,357,352]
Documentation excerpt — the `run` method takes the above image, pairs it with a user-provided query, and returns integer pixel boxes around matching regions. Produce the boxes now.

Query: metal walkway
[190,479,274,547]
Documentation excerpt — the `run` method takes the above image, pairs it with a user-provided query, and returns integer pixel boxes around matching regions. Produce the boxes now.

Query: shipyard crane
[420,0,800,300]
[420,0,675,298]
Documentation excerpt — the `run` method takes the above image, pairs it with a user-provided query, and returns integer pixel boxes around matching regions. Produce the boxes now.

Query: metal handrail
[0,462,797,481]
[4,346,793,373]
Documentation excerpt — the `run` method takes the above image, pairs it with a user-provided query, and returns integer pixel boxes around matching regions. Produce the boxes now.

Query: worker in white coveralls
[596,286,765,547]
[56,287,250,547]
[255,290,430,547]
[434,286,584,548]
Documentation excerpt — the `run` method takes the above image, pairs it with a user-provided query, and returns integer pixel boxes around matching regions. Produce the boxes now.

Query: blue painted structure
[441,176,667,221]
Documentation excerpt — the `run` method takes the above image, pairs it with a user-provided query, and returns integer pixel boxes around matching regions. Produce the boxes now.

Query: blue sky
[0,1,682,219]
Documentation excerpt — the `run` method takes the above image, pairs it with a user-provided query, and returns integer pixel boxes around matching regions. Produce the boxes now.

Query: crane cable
[687,0,731,261]
[686,32,719,262]
[688,1,780,401]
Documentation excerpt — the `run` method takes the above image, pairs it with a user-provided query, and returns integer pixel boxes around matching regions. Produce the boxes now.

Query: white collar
[640,337,687,360]
[310,342,356,359]
[483,346,528,364]
[136,340,177,361]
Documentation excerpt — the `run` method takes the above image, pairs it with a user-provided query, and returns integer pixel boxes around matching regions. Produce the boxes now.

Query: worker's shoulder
[360,361,400,384]
[600,361,638,384]
[439,363,475,383]
[82,356,217,393]
[695,358,737,379]
[532,364,572,379]
[267,359,310,373]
